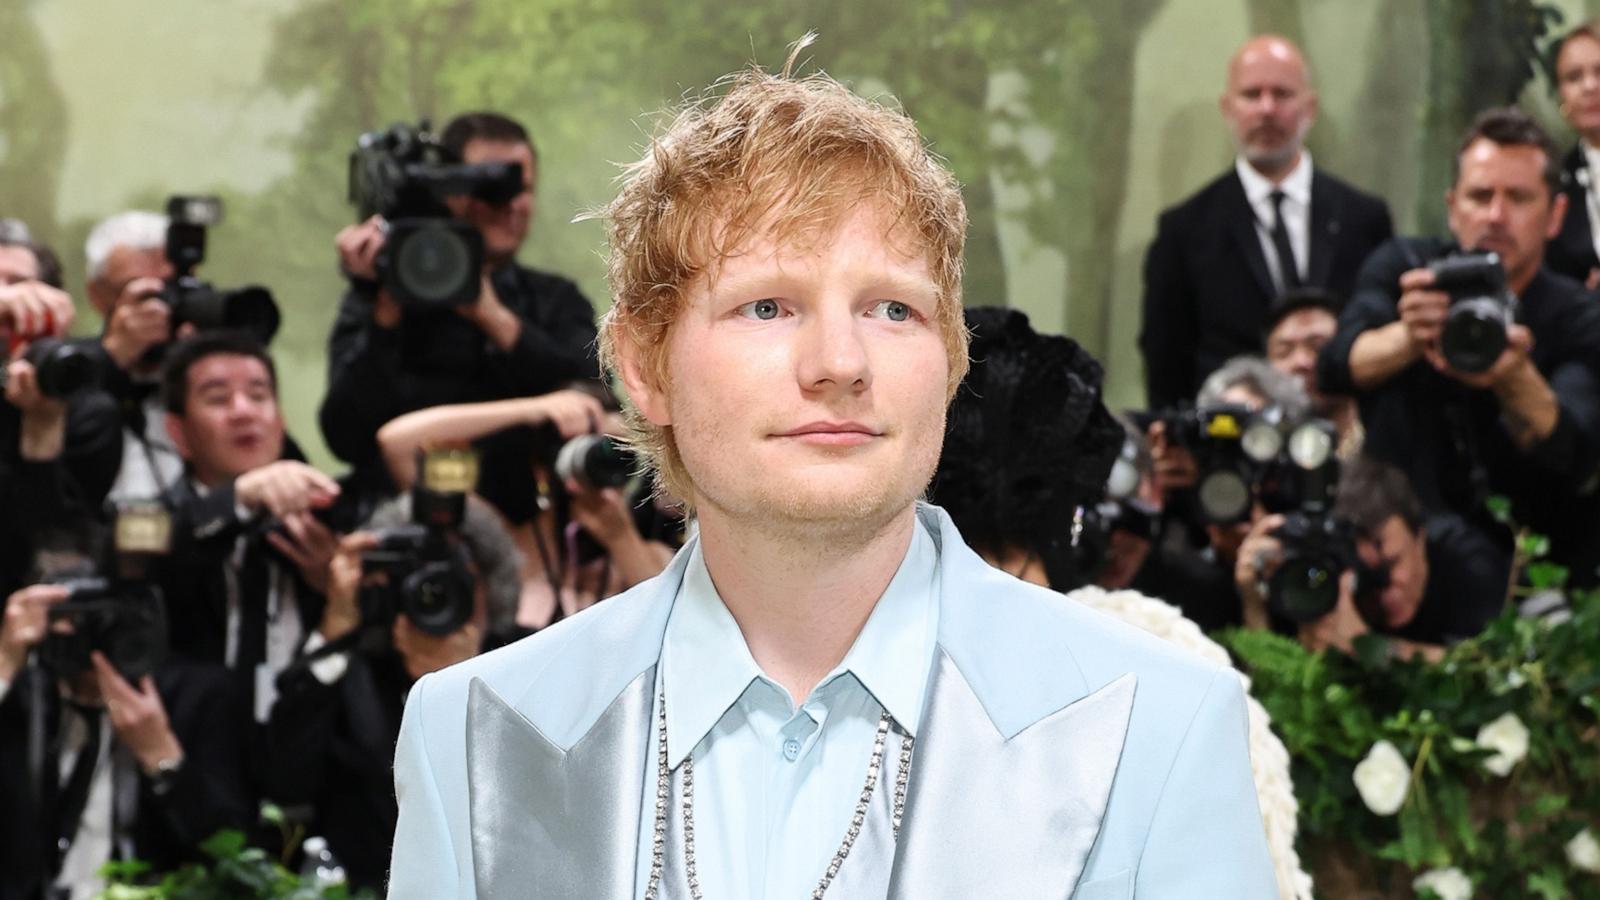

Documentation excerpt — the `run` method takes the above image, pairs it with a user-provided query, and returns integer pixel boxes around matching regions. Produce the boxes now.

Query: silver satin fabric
[463,653,1135,899]
[466,670,654,900]
[885,652,1135,900]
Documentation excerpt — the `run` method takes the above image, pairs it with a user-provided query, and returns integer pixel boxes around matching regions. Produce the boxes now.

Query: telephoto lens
[1429,251,1517,373]
[554,434,636,491]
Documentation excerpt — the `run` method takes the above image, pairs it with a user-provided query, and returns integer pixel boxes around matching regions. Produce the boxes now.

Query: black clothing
[1318,237,1600,584]
[1546,145,1600,284]
[0,662,254,900]
[263,650,411,892]
[1128,543,1242,633]
[318,263,599,515]
[1387,514,1511,647]
[1139,166,1393,409]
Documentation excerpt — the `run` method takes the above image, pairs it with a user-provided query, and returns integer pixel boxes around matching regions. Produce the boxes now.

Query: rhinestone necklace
[643,694,914,899]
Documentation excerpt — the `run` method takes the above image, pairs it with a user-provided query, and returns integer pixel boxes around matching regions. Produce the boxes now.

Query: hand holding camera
[101,278,173,369]
[237,461,341,519]
[265,511,342,597]
[0,583,70,682]
[318,531,377,643]
[1296,570,1365,655]
[91,650,183,775]
[0,279,75,341]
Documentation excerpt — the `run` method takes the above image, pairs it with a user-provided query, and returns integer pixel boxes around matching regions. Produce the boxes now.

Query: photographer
[0,584,253,900]
[1,233,123,595]
[1318,107,1600,586]
[1263,287,1360,455]
[320,112,600,497]
[375,389,680,631]
[262,492,519,891]
[1236,459,1511,661]
[156,333,341,725]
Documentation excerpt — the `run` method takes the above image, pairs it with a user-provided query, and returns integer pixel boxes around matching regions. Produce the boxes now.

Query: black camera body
[359,451,480,637]
[348,121,523,308]
[1429,251,1517,374]
[1267,512,1360,624]
[159,196,281,346]
[20,336,106,398]
[1139,404,1259,523]
[39,577,168,682]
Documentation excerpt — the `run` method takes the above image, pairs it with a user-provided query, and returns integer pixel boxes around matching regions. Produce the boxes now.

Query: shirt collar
[1582,142,1600,183]
[659,515,940,767]
[1235,150,1313,209]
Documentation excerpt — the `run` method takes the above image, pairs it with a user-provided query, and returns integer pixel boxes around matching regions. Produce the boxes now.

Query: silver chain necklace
[643,694,914,899]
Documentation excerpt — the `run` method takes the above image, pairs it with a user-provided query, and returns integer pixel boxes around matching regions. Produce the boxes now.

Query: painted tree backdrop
[0,0,1587,466]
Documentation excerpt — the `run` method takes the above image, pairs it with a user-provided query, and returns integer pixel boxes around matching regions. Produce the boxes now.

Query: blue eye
[872,300,912,322]
[740,299,782,320]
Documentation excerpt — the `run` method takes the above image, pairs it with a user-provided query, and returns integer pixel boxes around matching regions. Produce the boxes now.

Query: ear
[1547,191,1570,240]
[164,412,191,461]
[613,324,673,428]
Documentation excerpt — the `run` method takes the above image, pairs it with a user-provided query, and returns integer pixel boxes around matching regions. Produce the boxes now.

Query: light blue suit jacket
[388,505,1278,899]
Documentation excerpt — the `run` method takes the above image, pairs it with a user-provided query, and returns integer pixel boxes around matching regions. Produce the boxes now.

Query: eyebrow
[195,377,274,394]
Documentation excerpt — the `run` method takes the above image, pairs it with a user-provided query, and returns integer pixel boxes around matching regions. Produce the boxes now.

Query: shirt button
[782,738,802,761]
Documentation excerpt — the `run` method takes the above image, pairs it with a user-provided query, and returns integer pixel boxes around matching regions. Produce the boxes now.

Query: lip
[772,421,883,446]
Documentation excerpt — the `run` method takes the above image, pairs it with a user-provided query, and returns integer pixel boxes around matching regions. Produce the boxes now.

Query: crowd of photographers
[0,111,682,898]
[4,25,1600,898]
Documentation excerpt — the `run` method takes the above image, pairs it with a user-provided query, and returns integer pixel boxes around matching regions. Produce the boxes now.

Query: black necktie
[1269,190,1302,291]
[236,542,270,676]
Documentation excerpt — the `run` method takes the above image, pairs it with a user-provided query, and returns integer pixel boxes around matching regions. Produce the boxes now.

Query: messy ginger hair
[596,38,970,503]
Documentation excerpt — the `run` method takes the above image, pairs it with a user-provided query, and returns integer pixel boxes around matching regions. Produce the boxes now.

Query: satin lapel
[885,652,1136,900]
[1224,174,1277,300]
[1307,173,1341,288]
[467,668,654,900]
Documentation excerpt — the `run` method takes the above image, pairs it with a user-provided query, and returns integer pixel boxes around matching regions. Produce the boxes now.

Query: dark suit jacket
[1139,165,1393,409]
[1547,144,1600,285]
[0,662,254,900]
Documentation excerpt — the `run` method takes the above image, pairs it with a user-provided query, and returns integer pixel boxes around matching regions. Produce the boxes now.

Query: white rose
[1475,712,1530,777]
[1568,828,1600,874]
[1352,739,1410,816]
[1413,866,1473,900]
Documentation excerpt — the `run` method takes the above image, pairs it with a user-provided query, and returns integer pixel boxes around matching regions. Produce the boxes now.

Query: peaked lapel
[885,655,1135,900]
[1223,172,1278,301]
[466,669,655,900]
[1307,171,1342,288]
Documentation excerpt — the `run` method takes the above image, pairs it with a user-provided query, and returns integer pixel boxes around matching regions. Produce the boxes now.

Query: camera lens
[25,338,102,398]
[393,223,476,305]
[1441,298,1509,373]
[555,434,635,490]
[1270,555,1342,622]
[400,561,474,636]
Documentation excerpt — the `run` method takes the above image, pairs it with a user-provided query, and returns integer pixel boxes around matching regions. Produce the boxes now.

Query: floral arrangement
[1220,562,1600,899]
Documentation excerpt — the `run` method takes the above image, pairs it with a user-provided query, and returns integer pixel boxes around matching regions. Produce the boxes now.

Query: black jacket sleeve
[1139,208,1201,409]
[1317,237,1430,396]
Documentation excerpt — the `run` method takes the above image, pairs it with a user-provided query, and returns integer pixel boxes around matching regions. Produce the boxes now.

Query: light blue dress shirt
[639,517,940,899]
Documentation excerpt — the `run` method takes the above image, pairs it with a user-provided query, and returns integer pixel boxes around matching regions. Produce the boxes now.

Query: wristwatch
[147,754,185,797]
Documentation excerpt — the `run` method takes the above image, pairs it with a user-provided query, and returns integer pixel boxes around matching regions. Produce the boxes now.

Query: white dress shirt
[640,518,940,899]
[1236,152,1313,292]
[1581,142,1600,264]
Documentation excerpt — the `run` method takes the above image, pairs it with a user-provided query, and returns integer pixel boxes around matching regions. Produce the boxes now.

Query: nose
[1290,347,1317,375]
[795,303,871,396]
[1485,194,1509,223]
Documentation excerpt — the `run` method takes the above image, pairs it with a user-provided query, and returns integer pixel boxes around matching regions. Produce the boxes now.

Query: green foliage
[94,829,376,900]
[1221,585,1600,897]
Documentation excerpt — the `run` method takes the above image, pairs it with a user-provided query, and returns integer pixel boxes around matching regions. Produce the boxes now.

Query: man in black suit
[1546,142,1600,285]
[1139,35,1393,409]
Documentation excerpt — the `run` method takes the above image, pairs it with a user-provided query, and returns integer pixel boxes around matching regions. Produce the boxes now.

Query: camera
[1267,512,1361,623]
[38,503,173,681]
[348,121,524,308]
[554,434,636,491]
[1429,251,1517,374]
[360,450,480,636]
[1136,404,1259,523]
[3,337,107,398]
[159,196,282,346]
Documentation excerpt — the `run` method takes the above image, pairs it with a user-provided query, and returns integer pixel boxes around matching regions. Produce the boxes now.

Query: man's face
[1557,34,1600,138]
[1355,514,1428,629]
[166,353,285,486]
[446,139,536,266]
[0,245,40,286]
[1447,139,1565,290]
[89,245,172,316]
[627,204,951,536]
[1266,307,1336,400]
[1220,39,1316,174]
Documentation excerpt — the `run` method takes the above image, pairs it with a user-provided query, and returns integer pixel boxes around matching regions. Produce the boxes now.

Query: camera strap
[53,701,105,863]
[272,629,364,693]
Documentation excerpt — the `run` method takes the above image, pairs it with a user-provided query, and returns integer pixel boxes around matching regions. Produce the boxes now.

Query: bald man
[1139,34,1393,409]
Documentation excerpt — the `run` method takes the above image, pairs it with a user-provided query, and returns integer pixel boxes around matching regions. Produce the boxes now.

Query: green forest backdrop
[1,0,1593,468]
